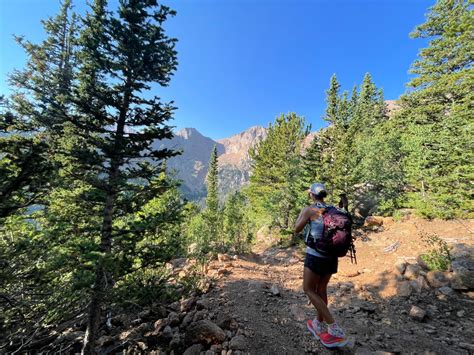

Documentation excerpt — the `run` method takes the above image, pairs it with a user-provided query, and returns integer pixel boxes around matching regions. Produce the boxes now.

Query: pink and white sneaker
[319,323,348,348]
[306,319,324,340]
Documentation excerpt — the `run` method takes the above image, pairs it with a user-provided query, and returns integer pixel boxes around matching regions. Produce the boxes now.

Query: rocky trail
[192,217,474,355]
[31,217,474,354]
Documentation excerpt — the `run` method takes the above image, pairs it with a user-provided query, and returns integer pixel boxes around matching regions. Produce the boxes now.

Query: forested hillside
[0,0,472,353]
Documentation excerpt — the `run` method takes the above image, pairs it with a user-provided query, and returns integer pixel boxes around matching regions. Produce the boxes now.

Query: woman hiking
[294,183,348,348]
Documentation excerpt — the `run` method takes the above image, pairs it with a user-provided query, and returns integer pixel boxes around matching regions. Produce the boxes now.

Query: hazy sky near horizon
[0,0,432,140]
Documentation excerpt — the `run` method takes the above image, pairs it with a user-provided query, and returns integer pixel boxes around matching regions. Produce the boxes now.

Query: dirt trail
[205,218,474,354]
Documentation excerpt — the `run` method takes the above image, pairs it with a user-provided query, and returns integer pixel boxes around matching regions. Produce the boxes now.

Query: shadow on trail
[209,259,473,355]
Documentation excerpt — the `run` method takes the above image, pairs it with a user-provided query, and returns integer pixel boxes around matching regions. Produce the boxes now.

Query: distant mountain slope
[157,100,398,200]
[156,126,266,200]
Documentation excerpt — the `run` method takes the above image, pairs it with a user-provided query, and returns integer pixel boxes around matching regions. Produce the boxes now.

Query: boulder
[410,275,430,293]
[426,271,450,288]
[184,320,226,346]
[451,259,474,290]
[394,260,407,275]
[404,264,422,280]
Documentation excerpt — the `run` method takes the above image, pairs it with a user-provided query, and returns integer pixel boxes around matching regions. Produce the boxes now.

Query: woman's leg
[315,273,332,322]
[303,267,335,324]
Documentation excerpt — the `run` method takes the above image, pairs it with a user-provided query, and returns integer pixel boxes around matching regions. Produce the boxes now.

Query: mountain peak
[176,127,203,139]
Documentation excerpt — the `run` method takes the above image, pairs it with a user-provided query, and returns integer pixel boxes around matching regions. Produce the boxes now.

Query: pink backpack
[315,206,356,263]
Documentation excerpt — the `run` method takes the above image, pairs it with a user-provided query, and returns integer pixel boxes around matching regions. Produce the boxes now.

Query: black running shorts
[304,253,338,276]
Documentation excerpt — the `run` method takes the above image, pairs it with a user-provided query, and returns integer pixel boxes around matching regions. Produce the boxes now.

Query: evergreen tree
[0,0,78,217]
[248,113,309,231]
[206,145,219,214]
[203,145,221,249]
[399,0,473,217]
[222,192,253,253]
[325,74,341,124]
[54,1,179,351]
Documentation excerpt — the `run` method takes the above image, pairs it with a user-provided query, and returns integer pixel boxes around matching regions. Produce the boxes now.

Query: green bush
[419,233,451,271]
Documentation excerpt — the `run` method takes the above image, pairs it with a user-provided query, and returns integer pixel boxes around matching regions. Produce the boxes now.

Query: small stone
[154,318,169,331]
[396,281,412,297]
[395,260,407,274]
[410,275,430,293]
[229,335,247,350]
[163,325,173,338]
[184,320,226,346]
[438,286,455,296]
[456,310,465,317]
[217,253,232,262]
[168,312,180,326]
[409,305,426,321]
[364,216,384,227]
[270,284,280,296]
[210,344,222,352]
[404,264,422,280]
[196,299,209,310]
[426,271,450,288]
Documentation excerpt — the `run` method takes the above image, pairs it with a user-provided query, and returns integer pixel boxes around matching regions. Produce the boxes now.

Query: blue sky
[0,0,432,140]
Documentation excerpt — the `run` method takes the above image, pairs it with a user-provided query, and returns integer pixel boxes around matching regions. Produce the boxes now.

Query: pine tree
[248,113,308,231]
[203,145,221,249]
[0,0,78,217]
[54,1,180,351]
[206,145,219,214]
[400,0,473,217]
[325,74,341,124]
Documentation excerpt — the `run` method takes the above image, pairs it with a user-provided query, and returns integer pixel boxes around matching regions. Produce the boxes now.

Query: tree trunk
[81,192,115,354]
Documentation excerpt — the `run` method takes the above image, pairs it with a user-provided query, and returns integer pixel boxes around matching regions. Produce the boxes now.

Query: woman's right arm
[294,207,310,234]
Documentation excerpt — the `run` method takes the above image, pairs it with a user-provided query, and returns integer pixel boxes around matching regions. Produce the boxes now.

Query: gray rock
[184,320,226,346]
[154,318,169,331]
[410,275,429,293]
[168,312,180,326]
[426,271,450,288]
[180,297,197,312]
[404,264,422,280]
[451,258,474,290]
[438,286,455,296]
[163,325,173,339]
[229,335,247,350]
[395,260,407,274]
[409,305,426,321]
[396,281,412,297]
[181,311,196,328]
[270,284,280,296]
[193,309,207,322]
[183,344,203,355]
[215,313,236,330]
[196,299,210,310]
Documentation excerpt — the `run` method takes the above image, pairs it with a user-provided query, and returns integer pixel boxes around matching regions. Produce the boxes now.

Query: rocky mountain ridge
[157,126,267,200]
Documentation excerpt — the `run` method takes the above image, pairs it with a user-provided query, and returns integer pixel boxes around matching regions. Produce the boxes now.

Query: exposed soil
[203,217,474,354]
